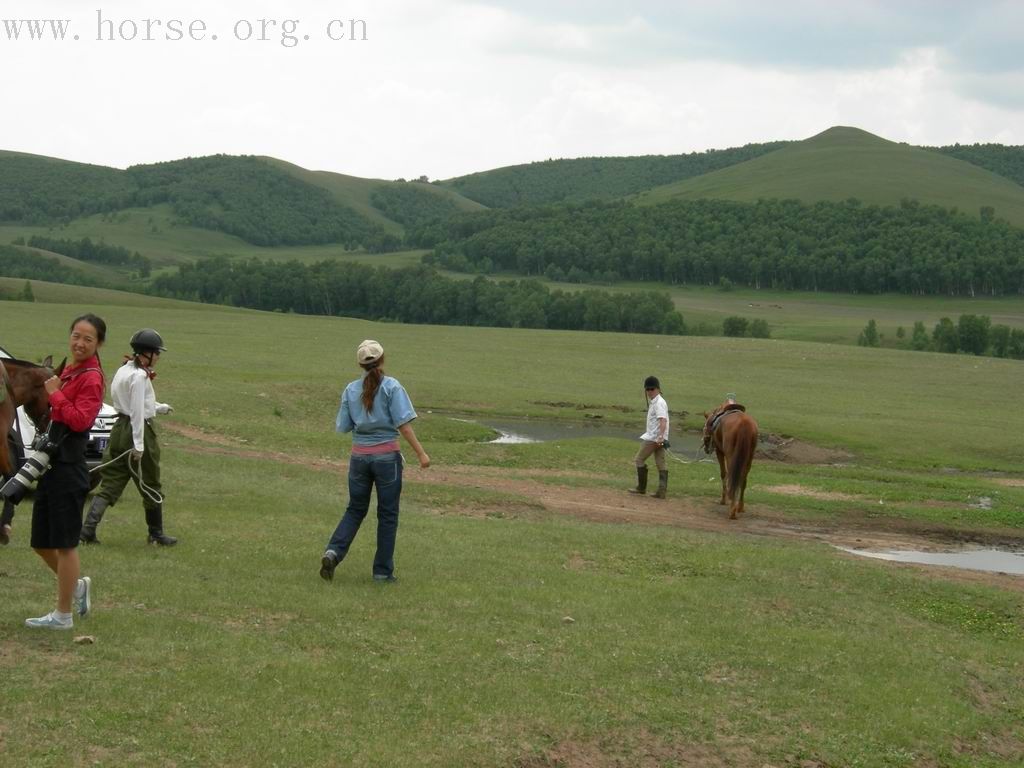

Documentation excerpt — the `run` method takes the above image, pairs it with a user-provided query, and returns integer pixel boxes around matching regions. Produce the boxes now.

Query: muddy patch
[757,433,853,465]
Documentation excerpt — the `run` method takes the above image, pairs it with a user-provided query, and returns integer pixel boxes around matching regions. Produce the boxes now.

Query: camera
[0,422,68,505]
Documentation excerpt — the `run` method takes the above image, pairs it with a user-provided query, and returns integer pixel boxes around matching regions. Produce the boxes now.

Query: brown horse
[0,356,57,543]
[704,405,758,519]
[0,361,16,477]
[0,357,55,475]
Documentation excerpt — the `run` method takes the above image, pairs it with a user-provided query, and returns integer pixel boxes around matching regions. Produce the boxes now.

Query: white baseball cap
[356,339,384,365]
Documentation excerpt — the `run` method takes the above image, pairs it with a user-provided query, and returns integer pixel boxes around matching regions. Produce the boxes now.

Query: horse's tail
[728,415,757,497]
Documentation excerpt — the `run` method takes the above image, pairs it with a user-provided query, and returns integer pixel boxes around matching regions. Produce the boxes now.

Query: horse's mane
[3,357,48,369]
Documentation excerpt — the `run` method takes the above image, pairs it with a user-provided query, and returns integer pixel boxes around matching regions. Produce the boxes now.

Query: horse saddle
[702,402,747,452]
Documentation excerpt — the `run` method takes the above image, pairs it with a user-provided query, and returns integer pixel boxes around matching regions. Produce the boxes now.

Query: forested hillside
[370,181,466,228]
[126,156,387,248]
[439,142,791,207]
[0,152,395,250]
[411,198,1024,296]
[0,151,135,222]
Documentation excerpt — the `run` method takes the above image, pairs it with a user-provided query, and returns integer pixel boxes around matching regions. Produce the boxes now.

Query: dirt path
[163,423,1024,592]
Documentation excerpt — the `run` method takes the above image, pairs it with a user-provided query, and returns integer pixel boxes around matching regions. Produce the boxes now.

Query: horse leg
[737,460,751,515]
[715,448,727,505]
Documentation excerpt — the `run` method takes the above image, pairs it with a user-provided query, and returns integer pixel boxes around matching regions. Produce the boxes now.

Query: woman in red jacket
[24,314,106,630]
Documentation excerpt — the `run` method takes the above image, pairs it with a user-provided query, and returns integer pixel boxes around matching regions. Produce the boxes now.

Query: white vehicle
[0,344,116,475]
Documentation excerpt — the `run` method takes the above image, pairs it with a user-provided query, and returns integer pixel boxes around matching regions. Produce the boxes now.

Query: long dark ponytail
[360,358,385,412]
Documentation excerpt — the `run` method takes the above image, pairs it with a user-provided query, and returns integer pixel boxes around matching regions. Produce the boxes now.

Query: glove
[156,403,174,415]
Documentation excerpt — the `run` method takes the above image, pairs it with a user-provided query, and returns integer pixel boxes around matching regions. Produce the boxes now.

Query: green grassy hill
[439,142,792,207]
[637,127,1024,226]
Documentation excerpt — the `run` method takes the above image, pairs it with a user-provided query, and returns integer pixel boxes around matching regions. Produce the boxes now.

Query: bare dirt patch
[764,484,863,502]
[992,478,1024,488]
[515,730,762,768]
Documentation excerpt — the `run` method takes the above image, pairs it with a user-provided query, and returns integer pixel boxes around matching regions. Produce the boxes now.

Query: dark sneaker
[320,550,338,581]
[372,574,397,583]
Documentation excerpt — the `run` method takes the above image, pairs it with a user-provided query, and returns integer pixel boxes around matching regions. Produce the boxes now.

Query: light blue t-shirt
[335,374,417,446]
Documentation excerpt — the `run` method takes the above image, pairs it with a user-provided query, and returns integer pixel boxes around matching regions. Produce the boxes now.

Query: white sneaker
[25,611,73,630]
[75,576,92,618]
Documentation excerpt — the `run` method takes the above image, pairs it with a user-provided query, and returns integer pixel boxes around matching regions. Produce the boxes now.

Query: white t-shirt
[640,393,669,443]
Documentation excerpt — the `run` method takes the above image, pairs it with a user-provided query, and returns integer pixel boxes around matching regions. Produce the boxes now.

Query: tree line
[410,197,1024,296]
[150,257,686,335]
[859,314,1024,359]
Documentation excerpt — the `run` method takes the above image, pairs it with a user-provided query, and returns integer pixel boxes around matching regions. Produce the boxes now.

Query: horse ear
[703,411,710,418]
[41,355,53,368]
[55,357,67,375]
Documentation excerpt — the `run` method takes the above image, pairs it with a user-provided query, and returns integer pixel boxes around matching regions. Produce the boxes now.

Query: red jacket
[48,355,104,433]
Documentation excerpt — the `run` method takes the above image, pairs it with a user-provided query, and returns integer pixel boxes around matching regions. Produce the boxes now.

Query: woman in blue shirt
[320,339,430,583]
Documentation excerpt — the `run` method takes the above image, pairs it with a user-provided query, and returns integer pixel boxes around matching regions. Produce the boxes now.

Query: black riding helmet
[130,328,166,354]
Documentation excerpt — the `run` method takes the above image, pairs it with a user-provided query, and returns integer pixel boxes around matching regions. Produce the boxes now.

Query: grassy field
[637,127,1024,227]
[1,290,1023,767]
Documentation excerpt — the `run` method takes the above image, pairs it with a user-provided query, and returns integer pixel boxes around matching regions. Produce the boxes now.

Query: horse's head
[5,356,57,431]
[701,411,713,453]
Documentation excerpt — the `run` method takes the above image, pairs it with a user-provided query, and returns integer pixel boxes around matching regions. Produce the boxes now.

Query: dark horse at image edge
[0,356,57,544]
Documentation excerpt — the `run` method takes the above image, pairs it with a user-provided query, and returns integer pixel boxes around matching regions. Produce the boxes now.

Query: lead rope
[89,449,164,505]
[664,443,714,465]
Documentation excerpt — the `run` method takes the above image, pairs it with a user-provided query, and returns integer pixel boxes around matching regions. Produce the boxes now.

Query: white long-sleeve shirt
[110,362,169,452]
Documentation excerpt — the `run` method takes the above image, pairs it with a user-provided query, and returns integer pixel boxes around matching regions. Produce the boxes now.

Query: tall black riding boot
[628,466,649,495]
[80,497,110,544]
[145,504,178,547]
[651,470,668,499]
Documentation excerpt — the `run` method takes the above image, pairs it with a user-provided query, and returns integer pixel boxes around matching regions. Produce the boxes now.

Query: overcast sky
[2,0,1022,179]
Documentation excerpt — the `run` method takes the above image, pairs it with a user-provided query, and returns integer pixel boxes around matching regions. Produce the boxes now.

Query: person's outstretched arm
[398,422,430,468]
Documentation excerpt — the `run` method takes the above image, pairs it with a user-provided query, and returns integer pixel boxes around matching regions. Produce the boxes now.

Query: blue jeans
[326,452,403,578]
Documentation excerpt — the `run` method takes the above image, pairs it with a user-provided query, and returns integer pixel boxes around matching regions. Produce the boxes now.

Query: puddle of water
[838,546,1024,575]
[452,415,703,451]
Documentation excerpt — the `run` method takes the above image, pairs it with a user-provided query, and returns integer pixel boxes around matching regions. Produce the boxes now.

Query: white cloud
[0,0,1021,179]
